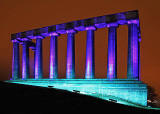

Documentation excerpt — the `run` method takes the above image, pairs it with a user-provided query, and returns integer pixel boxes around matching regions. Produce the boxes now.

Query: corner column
[127,21,139,80]
[107,25,117,79]
[66,30,76,79]
[31,48,36,78]
[85,27,96,79]
[22,41,30,79]
[50,34,59,79]
[12,41,20,80]
[35,37,43,79]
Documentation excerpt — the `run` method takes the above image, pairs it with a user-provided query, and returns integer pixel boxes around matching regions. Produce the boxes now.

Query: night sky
[1,0,160,96]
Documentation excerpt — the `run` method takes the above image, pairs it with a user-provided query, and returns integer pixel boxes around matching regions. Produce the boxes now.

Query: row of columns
[12,23,140,80]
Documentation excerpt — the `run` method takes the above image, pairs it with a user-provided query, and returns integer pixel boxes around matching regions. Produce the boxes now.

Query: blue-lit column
[12,42,20,80]
[32,48,36,78]
[127,22,139,80]
[107,26,117,79]
[22,41,30,79]
[66,31,76,79]
[35,38,43,79]
[50,34,58,79]
[85,27,96,79]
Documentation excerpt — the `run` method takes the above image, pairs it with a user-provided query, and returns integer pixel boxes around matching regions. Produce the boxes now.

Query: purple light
[35,61,39,79]
[127,19,139,24]
[12,39,20,43]
[21,38,30,41]
[66,29,76,33]
[85,30,95,79]
[32,36,44,39]
[95,23,107,28]
[107,26,117,79]
[66,32,75,79]
[118,20,127,25]
[108,64,114,76]
[12,42,20,79]
[85,26,96,30]
[49,36,58,79]
[127,23,139,80]
[107,23,118,28]
[49,32,59,36]
[35,38,43,79]
[22,42,29,79]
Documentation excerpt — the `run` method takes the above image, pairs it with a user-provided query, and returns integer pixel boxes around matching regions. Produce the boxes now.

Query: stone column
[35,38,43,79]
[107,26,117,79]
[12,42,20,80]
[22,41,30,79]
[32,48,36,78]
[50,35,58,79]
[127,22,139,80]
[66,31,76,79]
[85,27,96,79]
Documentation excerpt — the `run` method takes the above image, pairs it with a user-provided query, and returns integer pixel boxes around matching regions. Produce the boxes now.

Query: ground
[0,81,159,114]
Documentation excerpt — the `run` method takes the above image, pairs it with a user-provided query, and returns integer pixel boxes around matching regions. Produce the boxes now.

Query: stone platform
[6,79,147,106]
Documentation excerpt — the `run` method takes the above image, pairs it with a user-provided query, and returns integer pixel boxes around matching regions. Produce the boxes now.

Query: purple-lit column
[49,34,58,79]
[22,41,30,79]
[107,26,117,79]
[127,22,139,80]
[85,27,96,79]
[32,48,36,78]
[66,30,76,79]
[35,38,43,79]
[12,42,20,80]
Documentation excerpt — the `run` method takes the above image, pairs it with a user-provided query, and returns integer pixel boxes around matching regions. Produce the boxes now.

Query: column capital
[12,39,20,43]
[107,23,119,28]
[49,32,60,37]
[66,29,77,34]
[127,19,139,25]
[20,38,31,42]
[85,26,97,31]
[33,36,44,39]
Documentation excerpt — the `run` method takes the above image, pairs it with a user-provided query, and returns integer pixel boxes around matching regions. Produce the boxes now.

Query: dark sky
[1,0,160,96]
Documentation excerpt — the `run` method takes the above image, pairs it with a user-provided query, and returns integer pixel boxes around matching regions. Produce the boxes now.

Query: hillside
[0,81,159,114]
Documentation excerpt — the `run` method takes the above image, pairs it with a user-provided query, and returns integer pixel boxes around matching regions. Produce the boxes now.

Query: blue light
[6,79,148,107]
[35,38,43,79]
[22,42,29,79]
[12,42,20,79]
[85,29,95,79]
[107,26,117,79]
[66,32,75,79]
[127,23,139,80]
[49,35,58,79]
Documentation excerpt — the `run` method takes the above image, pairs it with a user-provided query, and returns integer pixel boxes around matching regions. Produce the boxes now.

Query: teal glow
[6,79,147,107]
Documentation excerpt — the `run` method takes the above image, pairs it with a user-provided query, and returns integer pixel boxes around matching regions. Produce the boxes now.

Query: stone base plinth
[6,79,147,106]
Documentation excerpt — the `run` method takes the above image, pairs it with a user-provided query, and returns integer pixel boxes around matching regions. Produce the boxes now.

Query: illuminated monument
[8,10,148,106]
